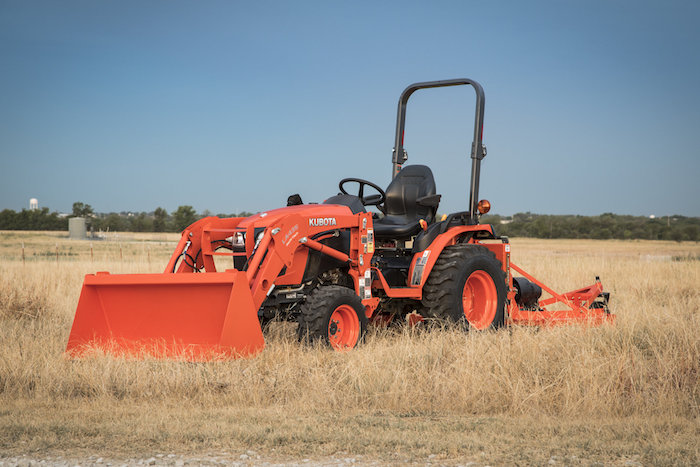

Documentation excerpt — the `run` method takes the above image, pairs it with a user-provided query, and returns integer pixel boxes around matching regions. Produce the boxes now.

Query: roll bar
[391,79,486,224]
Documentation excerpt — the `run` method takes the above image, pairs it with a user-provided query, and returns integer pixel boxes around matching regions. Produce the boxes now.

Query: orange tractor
[67,79,613,360]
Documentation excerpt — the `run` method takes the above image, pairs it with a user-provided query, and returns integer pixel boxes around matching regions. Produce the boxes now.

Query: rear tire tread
[421,244,506,328]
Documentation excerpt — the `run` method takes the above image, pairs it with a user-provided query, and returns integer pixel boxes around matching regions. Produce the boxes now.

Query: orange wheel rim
[462,270,497,329]
[328,304,360,350]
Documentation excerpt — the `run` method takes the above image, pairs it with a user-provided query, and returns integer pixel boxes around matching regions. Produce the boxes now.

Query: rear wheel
[422,244,506,329]
[297,285,368,350]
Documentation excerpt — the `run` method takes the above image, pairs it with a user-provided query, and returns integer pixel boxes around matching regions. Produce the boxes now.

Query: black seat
[373,165,441,239]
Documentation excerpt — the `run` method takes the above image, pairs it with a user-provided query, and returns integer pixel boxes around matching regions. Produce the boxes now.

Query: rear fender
[406,224,496,288]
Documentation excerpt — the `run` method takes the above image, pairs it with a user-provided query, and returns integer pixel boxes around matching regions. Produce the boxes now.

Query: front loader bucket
[66,270,264,360]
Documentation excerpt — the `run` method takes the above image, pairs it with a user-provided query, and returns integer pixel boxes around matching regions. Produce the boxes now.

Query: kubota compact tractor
[67,79,613,360]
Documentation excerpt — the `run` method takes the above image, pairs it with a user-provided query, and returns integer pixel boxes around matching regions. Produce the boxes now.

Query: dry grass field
[1,231,698,465]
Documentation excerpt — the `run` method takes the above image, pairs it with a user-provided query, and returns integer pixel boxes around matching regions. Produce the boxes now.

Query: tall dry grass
[1,232,699,461]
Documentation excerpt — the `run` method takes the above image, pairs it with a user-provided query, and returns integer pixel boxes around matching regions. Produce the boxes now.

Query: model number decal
[410,250,431,286]
[284,224,299,246]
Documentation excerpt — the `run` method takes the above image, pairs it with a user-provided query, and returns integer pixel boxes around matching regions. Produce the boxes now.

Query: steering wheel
[339,178,386,207]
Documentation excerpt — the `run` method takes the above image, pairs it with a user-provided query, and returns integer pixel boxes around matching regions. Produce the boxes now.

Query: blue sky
[1,0,698,217]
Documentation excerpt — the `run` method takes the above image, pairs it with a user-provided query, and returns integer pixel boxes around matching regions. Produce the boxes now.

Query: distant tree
[173,205,197,231]
[481,214,502,225]
[130,212,153,232]
[0,207,67,230]
[593,228,612,240]
[71,202,94,217]
[104,213,125,231]
[0,209,18,229]
[684,225,699,242]
[669,228,684,243]
[153,207,168,232]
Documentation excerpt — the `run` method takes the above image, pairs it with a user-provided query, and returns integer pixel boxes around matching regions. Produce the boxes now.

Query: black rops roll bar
[391,79,486,225]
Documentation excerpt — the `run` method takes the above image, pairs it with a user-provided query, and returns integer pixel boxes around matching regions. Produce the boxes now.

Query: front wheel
[297,285,368,350]
[422,244,507,329]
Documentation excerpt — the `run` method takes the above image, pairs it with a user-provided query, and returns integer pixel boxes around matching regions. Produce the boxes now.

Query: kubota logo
[309,217,337,227]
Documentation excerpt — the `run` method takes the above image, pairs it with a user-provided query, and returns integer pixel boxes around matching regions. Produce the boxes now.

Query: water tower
[29,198,38,210]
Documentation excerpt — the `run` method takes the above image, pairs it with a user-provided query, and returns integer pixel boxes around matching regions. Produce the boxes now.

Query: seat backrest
[383,165,438,223]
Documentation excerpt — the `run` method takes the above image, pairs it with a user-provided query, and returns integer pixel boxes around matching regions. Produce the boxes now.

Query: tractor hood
[237,204,356,230]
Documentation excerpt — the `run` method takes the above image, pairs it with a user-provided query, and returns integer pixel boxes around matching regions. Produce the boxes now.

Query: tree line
[0,202,253,233]
[482,212,700,242]
[0,203,698,241]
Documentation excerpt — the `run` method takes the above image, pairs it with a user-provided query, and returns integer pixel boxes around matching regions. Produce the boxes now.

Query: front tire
[422,244,506,330]
[297,285,368,350]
